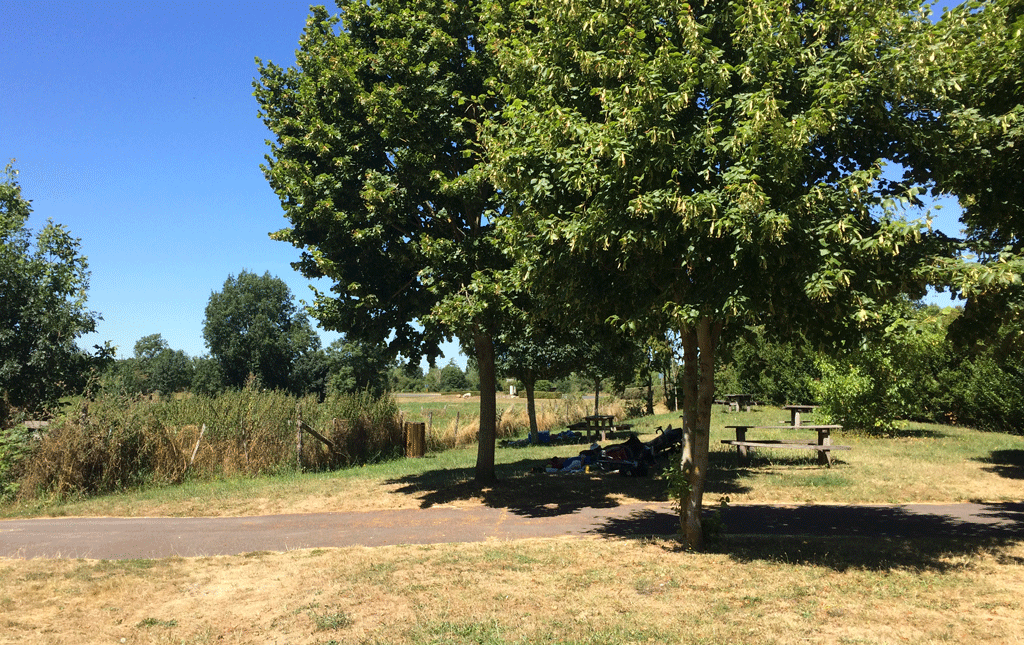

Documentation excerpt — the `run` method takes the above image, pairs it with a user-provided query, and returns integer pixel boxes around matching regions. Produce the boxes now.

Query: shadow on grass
[975,449,1024,480]
[387,449,754,518]
[388,456,671,517]
[591,502,1024,571]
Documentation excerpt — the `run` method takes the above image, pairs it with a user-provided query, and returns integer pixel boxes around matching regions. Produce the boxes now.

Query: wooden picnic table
[723,393,755,412]
[568,415,631,442]
[782,404,818,426]
[723,424,849,467]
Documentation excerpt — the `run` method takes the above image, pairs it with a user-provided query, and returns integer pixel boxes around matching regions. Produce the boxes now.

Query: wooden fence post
[405,422,426,458]
[190,424,206,467]
[296,414,304,472]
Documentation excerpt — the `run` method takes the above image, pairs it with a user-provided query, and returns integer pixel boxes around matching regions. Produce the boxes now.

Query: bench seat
[721,440,850,451]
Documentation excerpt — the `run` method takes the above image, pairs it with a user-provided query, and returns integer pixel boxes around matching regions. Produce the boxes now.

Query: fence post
[454,411,461,445]
[296,414,304,472]
[189,424,206,468]
[405,421,426,458]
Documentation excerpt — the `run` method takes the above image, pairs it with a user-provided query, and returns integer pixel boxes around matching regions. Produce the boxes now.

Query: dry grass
[399,393,624,451]
[2,536,1022,644]
[3,403,1024,643]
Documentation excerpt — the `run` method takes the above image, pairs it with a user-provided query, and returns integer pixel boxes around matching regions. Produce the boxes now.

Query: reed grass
[10,385,406,501]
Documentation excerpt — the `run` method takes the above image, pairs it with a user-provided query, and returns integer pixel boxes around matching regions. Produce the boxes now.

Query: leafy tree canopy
[484,0,959,549]
[255,0,509,482]
[1,164,98,417]
[324,338,391,397]
[202,270,320,392]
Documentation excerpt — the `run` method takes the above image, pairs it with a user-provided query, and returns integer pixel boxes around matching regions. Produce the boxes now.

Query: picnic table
[782,404,818,426]
[723,424,849,467]
[723,393,755,412]
[567,415,632,442]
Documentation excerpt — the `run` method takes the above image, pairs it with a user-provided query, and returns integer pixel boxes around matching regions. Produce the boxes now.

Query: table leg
[735,426,749,466]
[817,428,831,467]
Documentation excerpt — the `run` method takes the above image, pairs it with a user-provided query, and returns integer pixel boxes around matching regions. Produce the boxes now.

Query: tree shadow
[589,502,1024,571]
[387,456,673,518]
[387,448,758,517]
[710,449,853,470]
[974,449,1024,480]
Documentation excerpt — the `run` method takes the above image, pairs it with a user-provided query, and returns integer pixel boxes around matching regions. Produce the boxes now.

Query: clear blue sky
[2,1,960,366]
[1,0,469,365]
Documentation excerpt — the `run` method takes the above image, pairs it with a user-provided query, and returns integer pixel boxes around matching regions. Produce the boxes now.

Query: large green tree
[907,0,1024,343]
[324,338,392,397]
[487,0,954,549]
[1,164,98,418]
[495,321,584,442]
[131,334,194,396]
[202,270,321,392]
[255,0,508,483]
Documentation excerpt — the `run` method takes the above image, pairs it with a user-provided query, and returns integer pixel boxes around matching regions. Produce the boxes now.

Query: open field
[2,403,1023,644]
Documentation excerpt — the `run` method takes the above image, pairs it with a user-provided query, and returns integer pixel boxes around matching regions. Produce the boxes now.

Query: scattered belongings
[540,430,676,477]
[647,424,682,456]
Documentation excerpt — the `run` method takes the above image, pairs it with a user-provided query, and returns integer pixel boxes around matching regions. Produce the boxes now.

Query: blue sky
[1,1,467,367]
[2,1,961,367]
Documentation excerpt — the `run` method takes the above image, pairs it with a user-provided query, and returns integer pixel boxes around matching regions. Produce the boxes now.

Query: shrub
[14,383,406,500]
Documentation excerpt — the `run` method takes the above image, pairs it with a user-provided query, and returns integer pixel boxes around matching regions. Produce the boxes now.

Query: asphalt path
[2,501,1023,560]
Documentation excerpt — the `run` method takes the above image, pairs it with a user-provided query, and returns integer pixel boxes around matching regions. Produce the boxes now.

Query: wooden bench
[723,425,849,467]
[567,420,632,442]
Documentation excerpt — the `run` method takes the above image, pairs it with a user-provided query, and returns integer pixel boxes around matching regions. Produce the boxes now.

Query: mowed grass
[2,400,1023,644]
[2,536,1022,644]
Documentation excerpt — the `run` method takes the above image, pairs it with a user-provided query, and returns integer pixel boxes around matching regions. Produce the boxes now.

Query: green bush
[811,357,900,434]
[0,423,34,500]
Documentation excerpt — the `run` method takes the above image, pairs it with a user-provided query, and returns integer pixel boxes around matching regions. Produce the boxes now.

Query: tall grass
[13,384,405,501]
[401,395,625,450]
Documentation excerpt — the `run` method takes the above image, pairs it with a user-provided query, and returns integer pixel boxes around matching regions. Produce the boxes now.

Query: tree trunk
[594,376,601,416]
[679,317,723,551]
[679,327,700,548]
[525,371,539,444]
[474,332,498,485]
[645,370,654,416]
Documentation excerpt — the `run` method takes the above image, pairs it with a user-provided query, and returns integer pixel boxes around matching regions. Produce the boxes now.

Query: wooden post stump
[405,422,426,458]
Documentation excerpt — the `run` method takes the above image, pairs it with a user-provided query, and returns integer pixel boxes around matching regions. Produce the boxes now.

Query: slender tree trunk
[679,327,700,547]
[594,376,601,416]
[646,370,654,416]
[474,332,498,485]
[525,371,539,443]
[679,317,723,551]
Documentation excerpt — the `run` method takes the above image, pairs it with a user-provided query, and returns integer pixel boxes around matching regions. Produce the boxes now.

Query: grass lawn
[1,402,1022,644]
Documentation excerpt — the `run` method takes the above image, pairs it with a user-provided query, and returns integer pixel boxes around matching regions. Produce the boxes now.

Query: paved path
[2,502,1022,560]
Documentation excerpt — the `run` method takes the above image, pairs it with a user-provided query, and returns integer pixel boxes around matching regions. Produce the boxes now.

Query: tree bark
[594,376,601,416]
[679,326,700,548]
[679,317,723,551]
[523,369,540,443]
[474,332,498,485]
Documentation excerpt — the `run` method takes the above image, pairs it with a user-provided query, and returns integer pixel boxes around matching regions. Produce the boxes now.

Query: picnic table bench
[568,415,632,442]
[782,404,818,426]
[723,393,755,412]
[723,424,849,467]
